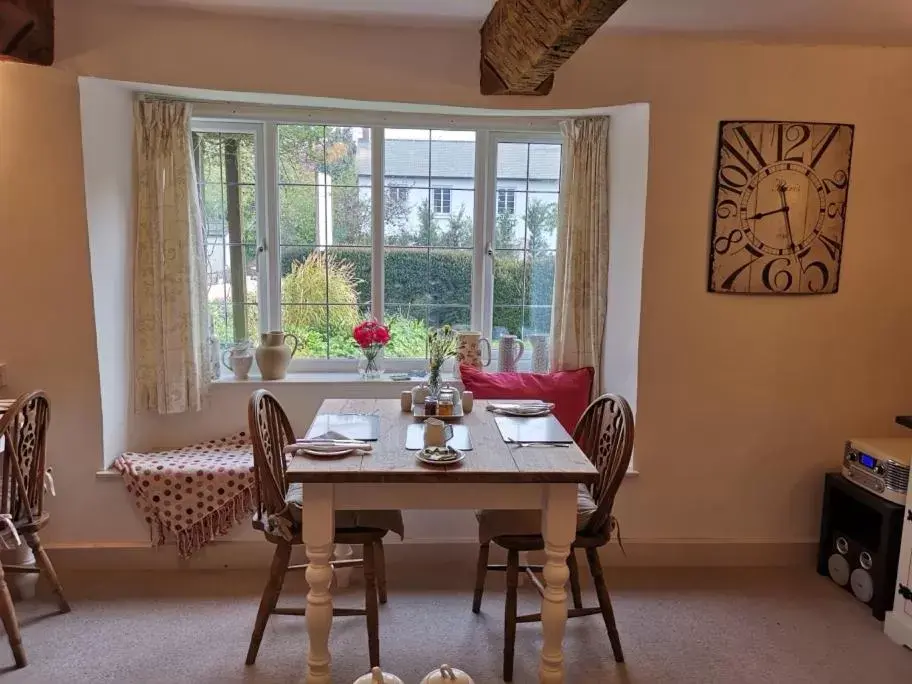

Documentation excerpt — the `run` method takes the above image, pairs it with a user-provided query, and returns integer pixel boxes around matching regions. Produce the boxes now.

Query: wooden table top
[286,398,598,485]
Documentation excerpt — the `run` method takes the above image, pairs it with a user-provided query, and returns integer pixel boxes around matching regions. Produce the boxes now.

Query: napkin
[283,430,373,455]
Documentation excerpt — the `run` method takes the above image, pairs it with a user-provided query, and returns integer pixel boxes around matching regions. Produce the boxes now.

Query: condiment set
[404,385,473,417]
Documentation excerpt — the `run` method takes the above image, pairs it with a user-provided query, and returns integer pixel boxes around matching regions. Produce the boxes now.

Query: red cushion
[459,364,594,433]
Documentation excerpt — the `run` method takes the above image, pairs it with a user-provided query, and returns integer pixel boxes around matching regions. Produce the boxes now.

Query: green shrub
[386,314,429,358]
[282,251,362,333]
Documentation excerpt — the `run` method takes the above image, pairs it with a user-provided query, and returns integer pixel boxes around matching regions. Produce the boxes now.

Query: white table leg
[298,483,335,684]
[539,483,578,684]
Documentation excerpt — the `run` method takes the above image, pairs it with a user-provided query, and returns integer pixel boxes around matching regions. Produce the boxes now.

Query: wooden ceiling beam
[480,0,629,96]
[0,1,54,66]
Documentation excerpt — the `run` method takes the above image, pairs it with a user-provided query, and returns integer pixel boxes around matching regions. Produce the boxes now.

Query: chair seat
[9,511,49,535]
[285,483,404,539]
[476,483,597,544]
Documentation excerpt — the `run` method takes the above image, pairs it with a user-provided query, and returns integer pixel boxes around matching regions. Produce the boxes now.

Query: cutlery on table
[505,440,571,448]
[284,440,372,454]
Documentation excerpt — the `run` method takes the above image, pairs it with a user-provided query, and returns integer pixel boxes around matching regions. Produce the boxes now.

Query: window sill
[212,372,456,386]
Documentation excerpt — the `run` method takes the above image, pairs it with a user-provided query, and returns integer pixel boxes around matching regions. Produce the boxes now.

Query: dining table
[286,398,599,684]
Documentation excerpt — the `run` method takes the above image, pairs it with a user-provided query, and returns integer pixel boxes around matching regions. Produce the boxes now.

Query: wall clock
[708,121,854,294]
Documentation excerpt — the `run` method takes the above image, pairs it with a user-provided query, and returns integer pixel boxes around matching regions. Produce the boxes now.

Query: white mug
[424,418,454,447]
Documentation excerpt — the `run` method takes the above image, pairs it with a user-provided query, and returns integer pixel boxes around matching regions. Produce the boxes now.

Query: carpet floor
[1,566,910,683]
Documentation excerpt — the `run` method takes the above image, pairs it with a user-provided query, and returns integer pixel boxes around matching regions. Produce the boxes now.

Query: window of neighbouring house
[431,186,452,216]
[387,186,409,203]
[496,188,516,216]
[192,117,563,371]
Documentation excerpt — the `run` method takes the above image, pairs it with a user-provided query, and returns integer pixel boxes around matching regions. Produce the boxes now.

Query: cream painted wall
[0,63,136,545]
[6,0,912,550]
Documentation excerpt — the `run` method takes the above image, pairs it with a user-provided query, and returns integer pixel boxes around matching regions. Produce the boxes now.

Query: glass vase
[427,363,442,398]
[358,346,384,380]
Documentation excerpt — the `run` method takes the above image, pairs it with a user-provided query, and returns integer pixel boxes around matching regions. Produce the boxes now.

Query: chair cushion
[285,483,404,539]
[459,364,594,433]
[476,484,598,543]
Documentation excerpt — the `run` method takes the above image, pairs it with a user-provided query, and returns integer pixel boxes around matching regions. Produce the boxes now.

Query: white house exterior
[356,137,560,240]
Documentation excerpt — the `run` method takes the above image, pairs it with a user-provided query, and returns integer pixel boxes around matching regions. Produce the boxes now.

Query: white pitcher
[529,334,550,373]
[497,334,525,372]
[455,331,491,377]
[420,664,475,683]
[353,667,405,684]
[222,341,254,380]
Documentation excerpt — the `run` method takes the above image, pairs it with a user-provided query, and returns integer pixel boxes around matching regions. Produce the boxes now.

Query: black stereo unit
[817,472,904,620]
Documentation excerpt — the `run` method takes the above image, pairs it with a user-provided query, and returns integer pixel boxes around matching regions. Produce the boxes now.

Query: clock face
[708,121,854,294]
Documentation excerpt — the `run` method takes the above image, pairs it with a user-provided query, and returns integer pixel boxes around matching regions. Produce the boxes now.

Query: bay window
[192,114,562,372]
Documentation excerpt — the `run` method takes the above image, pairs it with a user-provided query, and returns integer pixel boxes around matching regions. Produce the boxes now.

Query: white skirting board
[884,610,912,649]
[44,539,818,572]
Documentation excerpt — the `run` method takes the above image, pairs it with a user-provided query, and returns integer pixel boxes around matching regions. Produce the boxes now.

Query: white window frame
[431,186,452,216]
[192,112,562,374]
[387,185,409,203]
[496,188,516,216]
[192,121,270,338]
[484,132,563,370]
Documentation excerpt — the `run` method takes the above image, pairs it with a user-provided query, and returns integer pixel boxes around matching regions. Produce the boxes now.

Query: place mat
[306,413,380,441]
[494,414,574,444]
[405,423,473,451]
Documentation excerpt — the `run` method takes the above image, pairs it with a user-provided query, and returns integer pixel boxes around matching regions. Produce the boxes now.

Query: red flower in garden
[352,320,391,349]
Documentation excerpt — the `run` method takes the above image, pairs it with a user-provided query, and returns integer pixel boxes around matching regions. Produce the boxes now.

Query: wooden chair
[0,391,71,668]
[245,390,403,668]
[471,393,634,681]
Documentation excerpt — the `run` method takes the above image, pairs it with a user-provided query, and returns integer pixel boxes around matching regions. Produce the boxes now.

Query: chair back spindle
[247,390,296,521]
[0,391,50,524]
[572,393,634,536]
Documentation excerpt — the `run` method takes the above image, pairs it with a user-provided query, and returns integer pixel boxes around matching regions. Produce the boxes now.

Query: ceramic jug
[424,418,453,447]
[353,666,405,684]
[255,331,299,380]
[497,334,525,373]
[529,334,550,373]
[419,664,475,684]
[222,341,254,380]
[456,331,491,378]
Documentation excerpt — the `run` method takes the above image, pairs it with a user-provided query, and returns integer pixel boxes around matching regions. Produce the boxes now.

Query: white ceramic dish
[416,446,465,466]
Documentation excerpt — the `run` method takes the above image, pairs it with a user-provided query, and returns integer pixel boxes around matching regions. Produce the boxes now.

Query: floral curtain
[551,117,610,396]
[133,100,210,414]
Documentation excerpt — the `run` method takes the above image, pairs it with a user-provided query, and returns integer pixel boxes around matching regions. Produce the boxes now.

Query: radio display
[859,453,877,469]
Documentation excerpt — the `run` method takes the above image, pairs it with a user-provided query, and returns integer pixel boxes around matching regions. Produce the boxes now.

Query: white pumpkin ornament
[420,664,475,684]
[353,666,405,684]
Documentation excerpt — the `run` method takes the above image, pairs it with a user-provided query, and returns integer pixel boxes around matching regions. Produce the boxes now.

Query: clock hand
[777,186,799,255]
[747,206,788,221]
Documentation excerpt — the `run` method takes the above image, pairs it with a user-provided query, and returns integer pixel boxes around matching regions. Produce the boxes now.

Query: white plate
[416,446,465,466]
[491,405,552,417]
[298,447,357,457]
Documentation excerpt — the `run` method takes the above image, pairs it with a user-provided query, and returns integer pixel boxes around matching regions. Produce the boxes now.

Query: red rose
[352,320,391,348]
